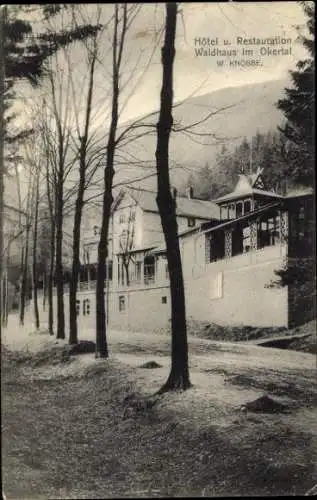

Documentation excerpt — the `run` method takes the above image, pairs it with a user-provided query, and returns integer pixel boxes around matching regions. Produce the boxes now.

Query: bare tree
[19,174,33,326]
[155,3,191,393]
[44,61,75,340]
[95,4,133,358]
[32,164,41,329]
[45,160,56,336]
[67,6,104,345]
[23,129,47,330]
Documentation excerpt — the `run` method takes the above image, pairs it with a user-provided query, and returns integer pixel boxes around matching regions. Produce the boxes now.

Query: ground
[2,314,317,499]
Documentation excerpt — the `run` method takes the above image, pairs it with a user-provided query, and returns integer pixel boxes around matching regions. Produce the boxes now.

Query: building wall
[108,285,171,332]
[142,211,209,250]
[37,286,171,336]
[39,240,288,336]
[181,234,288,327]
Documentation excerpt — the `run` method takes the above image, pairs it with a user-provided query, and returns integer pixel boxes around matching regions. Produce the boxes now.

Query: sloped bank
[155,319,316,353]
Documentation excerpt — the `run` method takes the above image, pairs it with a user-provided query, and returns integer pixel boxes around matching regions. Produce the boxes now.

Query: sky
[13,2,308,126]
[6,2,310,205]
[118,1,308,122]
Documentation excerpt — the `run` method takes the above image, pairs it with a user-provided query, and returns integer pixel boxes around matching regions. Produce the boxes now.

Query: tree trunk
[4,242,10,327]
[69,39,96,345]
[20,229,30,326]
[55,171,65,339]
[48,219,55,335]
[1,271,5,327]
[69,177,85,345]
[96,169,113,358]
[155,3,191,393]
[123,261,130,286]
[32,176,40,329]
[95,4,125,358]
[42,268,47,311]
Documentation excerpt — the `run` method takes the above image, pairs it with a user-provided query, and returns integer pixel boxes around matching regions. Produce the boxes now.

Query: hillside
[4,77,290,213]
[112,77,290,191]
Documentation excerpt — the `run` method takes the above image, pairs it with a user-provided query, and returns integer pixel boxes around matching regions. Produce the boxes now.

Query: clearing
[2,315,317,498]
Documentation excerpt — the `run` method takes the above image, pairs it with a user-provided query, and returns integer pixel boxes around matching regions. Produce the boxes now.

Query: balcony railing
[53,279,111,293]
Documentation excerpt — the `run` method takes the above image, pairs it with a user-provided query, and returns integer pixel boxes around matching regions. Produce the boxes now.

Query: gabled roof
[215,188,284,203]
[126,186,220,220]
[214,169,283,204]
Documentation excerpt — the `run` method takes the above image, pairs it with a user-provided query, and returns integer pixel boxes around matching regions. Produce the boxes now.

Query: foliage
[271,256,316,290]
[276,1,315,186]
[182,129,299,200]
[3,5,102,158]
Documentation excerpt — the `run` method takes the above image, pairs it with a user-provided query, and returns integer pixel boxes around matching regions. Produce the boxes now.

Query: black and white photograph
[1,2,316,498]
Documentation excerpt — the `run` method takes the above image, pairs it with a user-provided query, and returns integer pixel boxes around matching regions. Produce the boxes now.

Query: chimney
[186,186,194,199]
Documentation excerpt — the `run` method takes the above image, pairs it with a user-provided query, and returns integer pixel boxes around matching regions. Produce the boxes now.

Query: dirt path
[2,319,317,498]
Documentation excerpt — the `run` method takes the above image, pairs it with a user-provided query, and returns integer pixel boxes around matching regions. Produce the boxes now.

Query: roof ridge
[127,186,217,204]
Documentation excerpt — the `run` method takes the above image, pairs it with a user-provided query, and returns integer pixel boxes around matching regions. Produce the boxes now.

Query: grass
[2,335,317,499]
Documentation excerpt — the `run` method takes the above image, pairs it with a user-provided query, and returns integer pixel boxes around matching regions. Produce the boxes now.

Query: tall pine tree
[277,1,315,187]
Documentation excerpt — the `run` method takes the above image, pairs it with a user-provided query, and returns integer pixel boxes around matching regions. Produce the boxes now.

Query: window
[244,200,251,214]
[162,296,167,304]
[119,295,125,312]
[209,231,225,262]
[117,259,125,286]
[165,263,169,280]
[257,217,279,249]
[120,229,128,247]
[187,217,196,228]
[243,226,251,253]
[135,261,142,283]
[76,300,80,316]
[119,213,125,224]
[93,225,99,236]
[144,255,155,284]
[83,298,91,316]
[130,210,136,222]
[298,206,305,220]
[236,202,243,218]
[105,260,113,281]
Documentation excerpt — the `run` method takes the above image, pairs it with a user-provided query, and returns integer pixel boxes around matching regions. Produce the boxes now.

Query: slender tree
[32,163,41,329]
[19,175,33,326]
[46,166,56,336]
[1,5,105,334]
[155,3,191,392]
[95,4,131,358]
[68,6,103,345]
